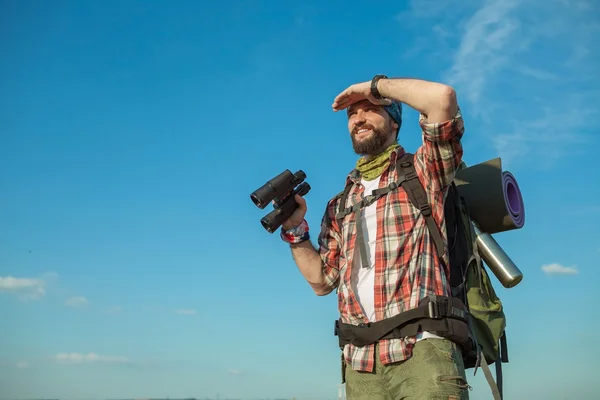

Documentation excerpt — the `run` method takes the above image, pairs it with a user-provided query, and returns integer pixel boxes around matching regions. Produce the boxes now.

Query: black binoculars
[250,169,311,233]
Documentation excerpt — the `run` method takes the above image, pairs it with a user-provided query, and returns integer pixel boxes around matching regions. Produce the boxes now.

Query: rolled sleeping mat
[454,157,525,234]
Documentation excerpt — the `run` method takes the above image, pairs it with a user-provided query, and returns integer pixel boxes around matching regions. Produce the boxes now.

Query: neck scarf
[355,143,399,181]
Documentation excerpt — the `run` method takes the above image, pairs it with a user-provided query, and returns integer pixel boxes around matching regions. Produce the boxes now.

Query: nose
[353,109,367,124]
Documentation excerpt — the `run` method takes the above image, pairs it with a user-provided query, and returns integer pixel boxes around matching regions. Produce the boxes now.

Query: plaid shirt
[317,109,465,372]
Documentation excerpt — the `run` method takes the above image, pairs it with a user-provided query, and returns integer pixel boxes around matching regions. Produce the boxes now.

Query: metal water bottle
[473,222,524,288]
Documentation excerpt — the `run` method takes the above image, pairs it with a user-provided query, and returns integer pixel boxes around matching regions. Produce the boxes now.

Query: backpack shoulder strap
[396,152,445,261]
[335,179,355,224]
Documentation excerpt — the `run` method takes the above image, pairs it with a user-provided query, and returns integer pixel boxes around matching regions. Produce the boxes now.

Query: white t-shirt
[351,177,442,341]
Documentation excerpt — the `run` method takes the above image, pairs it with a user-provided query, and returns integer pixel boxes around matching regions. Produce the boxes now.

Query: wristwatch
[370,74,388,99]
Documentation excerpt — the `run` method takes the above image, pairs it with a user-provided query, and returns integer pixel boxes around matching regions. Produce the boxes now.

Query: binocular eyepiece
[250,169,311,233]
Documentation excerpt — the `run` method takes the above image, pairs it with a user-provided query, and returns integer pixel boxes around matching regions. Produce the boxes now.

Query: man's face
[347,100,398,156]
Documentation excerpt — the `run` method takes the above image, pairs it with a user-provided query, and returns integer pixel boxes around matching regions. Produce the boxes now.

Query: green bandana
[355,143,400,181]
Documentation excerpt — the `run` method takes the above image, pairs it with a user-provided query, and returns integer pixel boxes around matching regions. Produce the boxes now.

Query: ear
[391,120,400,139]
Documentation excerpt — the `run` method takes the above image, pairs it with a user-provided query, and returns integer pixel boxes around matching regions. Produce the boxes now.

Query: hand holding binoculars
[250,169,310,233]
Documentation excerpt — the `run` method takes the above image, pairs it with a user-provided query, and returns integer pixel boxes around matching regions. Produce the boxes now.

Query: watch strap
[370,74,388,99]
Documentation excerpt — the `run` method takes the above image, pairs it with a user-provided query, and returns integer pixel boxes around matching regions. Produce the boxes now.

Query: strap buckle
[420,202,432,217]
[362,194,376,207]
[428,300,442,319]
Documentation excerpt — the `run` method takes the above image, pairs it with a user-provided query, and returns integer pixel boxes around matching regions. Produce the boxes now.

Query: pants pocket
[426,338,459,362]
[419,339,472,399]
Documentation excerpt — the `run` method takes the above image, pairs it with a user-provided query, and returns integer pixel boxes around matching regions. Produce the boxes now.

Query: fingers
[295,194,307,210]
[333,94,359,111]
[332,99,350,112]
[332,81,394,112]
[332,92,351,111]
[332,84,361,111]
[333,95,392,112]
[333,92,348,105]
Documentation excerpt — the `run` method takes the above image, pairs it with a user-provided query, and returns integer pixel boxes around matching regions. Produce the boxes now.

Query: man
[280,75,469,399]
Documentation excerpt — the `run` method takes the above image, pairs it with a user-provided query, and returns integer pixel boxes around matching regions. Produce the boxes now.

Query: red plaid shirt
[317,109,465,372]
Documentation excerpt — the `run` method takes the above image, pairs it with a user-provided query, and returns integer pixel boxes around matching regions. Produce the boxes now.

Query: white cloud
[445,0,520,107]
[401,0,600,168]
[0,276,47,301]
[228,368,243,375]
[16,361,29,369]
[541,263,579,275]
[65,296,88,308]
[54,352,130,364]
[175,309,197,315]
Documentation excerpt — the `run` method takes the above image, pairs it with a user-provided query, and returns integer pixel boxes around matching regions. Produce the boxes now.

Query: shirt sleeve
[415,107,465,194]
[317,197,342,291]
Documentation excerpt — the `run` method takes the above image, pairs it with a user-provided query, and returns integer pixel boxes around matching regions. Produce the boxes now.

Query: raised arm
[376,77,458,123]
[375,77,464,191]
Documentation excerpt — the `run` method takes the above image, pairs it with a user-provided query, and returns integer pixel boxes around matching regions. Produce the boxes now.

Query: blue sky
[1,0,599,399]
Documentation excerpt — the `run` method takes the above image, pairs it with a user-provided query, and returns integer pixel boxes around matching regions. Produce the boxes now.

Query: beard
[351,125,391,156]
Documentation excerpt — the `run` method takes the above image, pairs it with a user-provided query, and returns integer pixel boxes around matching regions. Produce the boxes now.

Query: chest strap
[335,178,404,269]
[334,152,413,269]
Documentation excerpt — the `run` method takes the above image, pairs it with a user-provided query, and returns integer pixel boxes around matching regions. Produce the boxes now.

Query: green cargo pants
[343,338,471,400]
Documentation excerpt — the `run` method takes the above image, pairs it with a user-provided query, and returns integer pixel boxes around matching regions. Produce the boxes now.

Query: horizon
[2,1,599,399]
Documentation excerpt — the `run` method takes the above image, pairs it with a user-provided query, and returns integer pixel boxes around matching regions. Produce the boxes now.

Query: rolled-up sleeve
[317,198,342,291]
[416,107,465,193]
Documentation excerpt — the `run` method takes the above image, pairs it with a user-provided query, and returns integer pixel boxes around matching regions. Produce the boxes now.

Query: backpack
[333,151,509,400]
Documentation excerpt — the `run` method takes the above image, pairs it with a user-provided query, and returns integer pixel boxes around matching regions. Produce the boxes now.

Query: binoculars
[250,169,311,233]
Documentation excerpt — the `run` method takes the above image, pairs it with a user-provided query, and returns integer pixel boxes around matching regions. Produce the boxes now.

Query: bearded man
[280,75,469,400]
